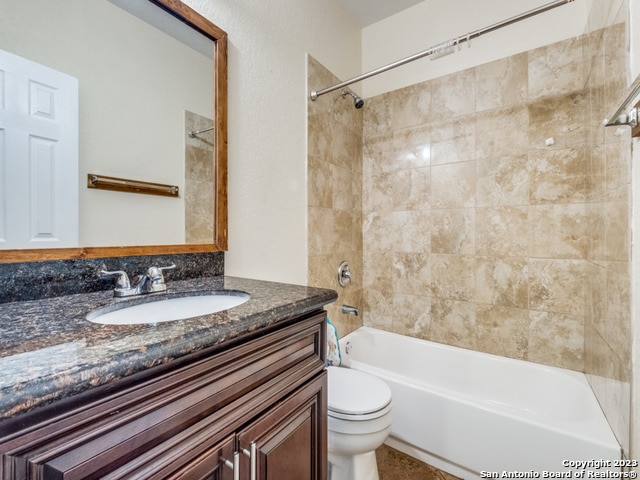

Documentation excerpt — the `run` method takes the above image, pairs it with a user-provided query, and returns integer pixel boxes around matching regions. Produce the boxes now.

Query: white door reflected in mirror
[0,48,78,249]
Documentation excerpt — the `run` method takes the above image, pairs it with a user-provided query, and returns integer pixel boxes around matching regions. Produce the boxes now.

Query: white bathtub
[339,327,621,479]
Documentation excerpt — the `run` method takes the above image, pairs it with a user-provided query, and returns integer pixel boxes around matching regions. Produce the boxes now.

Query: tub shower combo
[309,0,625,478]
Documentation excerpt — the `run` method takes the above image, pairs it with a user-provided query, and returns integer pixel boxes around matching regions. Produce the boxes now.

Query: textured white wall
[631,0,640,78]
[181,0,361,284]
[361,0,593,98]
[632,138,640,463]
[627,0,640,464]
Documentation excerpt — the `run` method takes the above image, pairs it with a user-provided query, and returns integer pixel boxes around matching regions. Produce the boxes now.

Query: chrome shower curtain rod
[310,0,575,101]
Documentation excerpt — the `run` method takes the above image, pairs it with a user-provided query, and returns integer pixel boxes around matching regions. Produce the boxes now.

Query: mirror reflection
[0,0,222,252]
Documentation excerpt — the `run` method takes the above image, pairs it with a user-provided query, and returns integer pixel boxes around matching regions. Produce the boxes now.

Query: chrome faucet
[100,264,176,297]
[341,305,359,316]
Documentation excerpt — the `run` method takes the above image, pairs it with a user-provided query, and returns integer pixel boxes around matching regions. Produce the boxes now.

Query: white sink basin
[86,292,250,325]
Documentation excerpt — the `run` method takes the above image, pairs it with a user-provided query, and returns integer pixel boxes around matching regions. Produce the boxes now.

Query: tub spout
[341,305,359,316]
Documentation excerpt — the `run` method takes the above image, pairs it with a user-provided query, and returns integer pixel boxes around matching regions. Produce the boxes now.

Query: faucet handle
[99,269,135,296]
[99,269,131,290]
[147,264,176,280]
[147,264,176,291]
[337,261,352,287]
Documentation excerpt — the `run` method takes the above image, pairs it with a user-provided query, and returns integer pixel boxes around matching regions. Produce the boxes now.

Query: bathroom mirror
[0,0,227,262]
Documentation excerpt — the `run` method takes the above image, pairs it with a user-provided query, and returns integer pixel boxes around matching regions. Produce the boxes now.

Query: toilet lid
[327,366,392,416]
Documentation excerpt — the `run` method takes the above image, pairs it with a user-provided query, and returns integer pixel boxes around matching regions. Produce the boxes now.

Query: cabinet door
[101,432,237,480]
[237,372,327,480]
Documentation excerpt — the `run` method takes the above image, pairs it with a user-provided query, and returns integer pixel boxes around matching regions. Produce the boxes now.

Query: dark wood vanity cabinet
[0,311,327,480]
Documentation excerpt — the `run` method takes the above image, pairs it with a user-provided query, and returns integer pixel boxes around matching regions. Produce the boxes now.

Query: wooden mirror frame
[1,0,227,263]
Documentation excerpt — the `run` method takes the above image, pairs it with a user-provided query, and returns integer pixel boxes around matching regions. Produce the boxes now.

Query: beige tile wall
[583,4,631,455]
[307,56,364,336]
[362,35,593,372]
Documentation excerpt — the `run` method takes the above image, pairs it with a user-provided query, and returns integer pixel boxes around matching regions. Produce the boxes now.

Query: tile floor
[376,445,461,480]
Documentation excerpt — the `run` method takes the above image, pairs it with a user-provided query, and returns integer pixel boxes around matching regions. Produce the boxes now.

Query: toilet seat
[327,366,392,420]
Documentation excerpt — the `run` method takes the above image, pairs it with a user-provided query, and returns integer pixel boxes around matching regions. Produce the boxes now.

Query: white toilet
[327,366,393,480]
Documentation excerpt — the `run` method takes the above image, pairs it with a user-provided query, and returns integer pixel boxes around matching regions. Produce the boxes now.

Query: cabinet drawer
[0,311,326,480]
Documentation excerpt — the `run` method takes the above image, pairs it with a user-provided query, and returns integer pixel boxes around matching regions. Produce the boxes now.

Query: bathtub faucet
[341,305,359,316]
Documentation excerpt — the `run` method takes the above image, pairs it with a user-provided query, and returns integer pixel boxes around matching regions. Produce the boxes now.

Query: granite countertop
[0,276,337,420]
